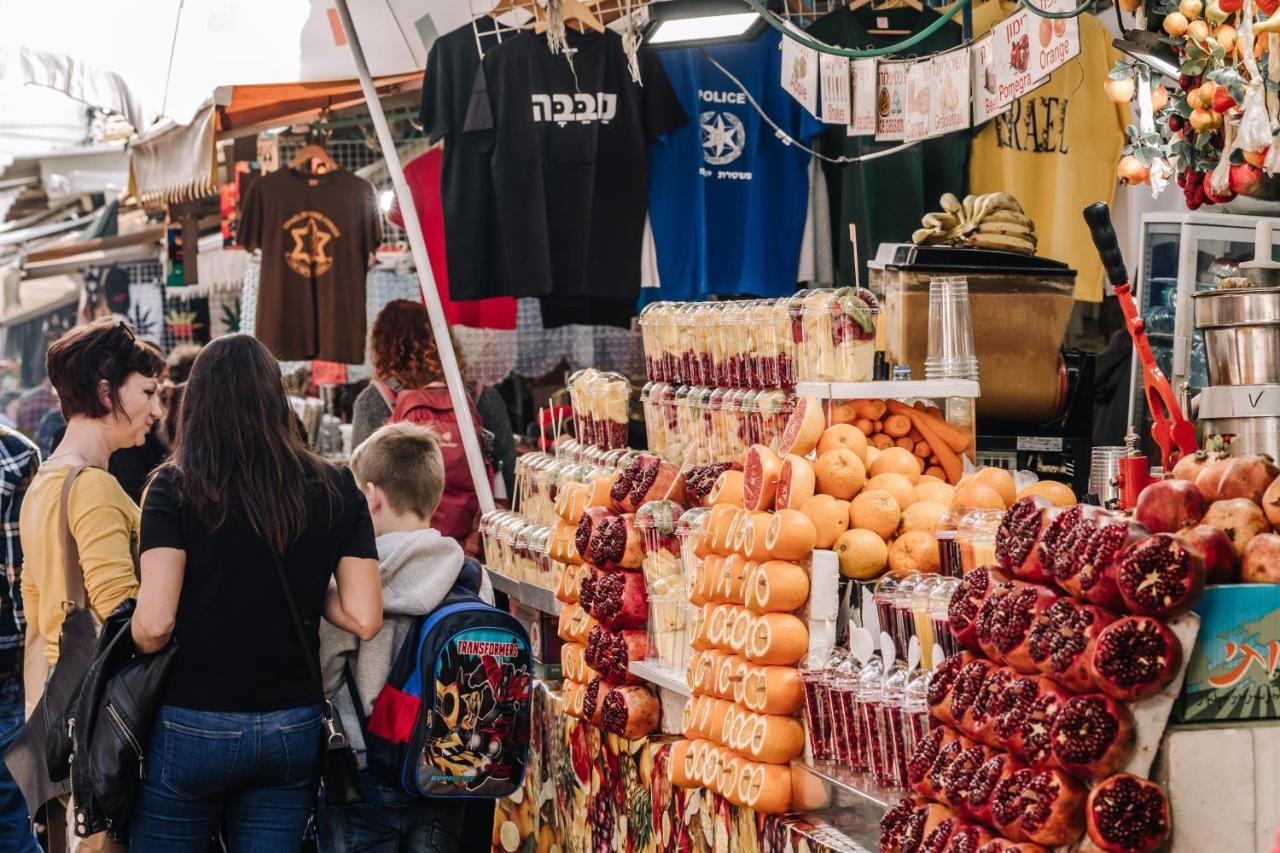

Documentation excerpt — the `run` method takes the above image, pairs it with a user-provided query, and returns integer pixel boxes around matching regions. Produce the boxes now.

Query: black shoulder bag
[261,534,363,805]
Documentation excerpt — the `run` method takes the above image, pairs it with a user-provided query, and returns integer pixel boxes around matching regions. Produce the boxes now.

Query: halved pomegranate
[1061,517,1149,610]
[961,751,1024,827]
[1049,693,1135,780]
[908,726,952,794]
[927,652,978,726]
[617,454,681,512]
[1115,533,1205,618]
[1086,773,1171,853]
[976,842,1052,853]
[575,507,614,561]
[742,444,783,512]
[582,676,606,725]
[1009,680,1071,769]
[583,569,649,630]
[1033,504,1085,582]
[920,815,964,853]
[600,685,660,739]
[959,667,1015,743]
[1046,508,1101,589]
[948,566,1010,652]
[881,798,928,853]
[587,513,643,570]
[994,497,1054,580]
[583,625,647,686]
[1087,616,1182,702]
[990,767,1087,847]
[975,582,1059,672]
[939,822,994,853]
[939,660,995,729]
[938,743,996,811]
[1026,598,1115,693]
[991,674,1039,745]
[681,462,739,508]
[912,728,966,801]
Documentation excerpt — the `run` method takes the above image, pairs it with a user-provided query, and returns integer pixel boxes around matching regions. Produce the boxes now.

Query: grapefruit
[745,714,805,764]
[742,444,783,511]
[951,482,1006,511]
[746,560,810,613]
[799,493,851,548]
[779,396,826,456]
[738,762,793,815]
[763,509,818,560]
[1018,479,1077,507]
[888,530,941,573]
[719,553,753,605]
[817,423,869,461]
[776,454,817,511]
[901,500,947,535]
[738,511,773,560]
[849,489,901,539]
[865,445,881,467]
[741,664,804,715]
[915,479,956,505]
[709,469,745,507]
[745,612,809,665]
[670,740,696,788]
[834,528,890,579]
[814,448,867,499]
[866,472,917,510]
[972,467,1017,507]
[706,505,740,556]
[869,446,923,483]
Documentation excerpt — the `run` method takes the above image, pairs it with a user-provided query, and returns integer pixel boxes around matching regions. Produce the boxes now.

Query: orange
[834,528,890,579]
[817,423,869,462]
[865,445,881,467]
[814,448,867,499]
[951,482,1006,511]
[866,472,917,510]
[744,714,806,764]
[746,560,810,613]
[738,762,793,815]
[709,469,745,507]
[1018,479,1077,507]
[915,479,956,505]
[901,500,948,535]
[972,467,1017,508]
[869,446,923,483]
[745,612,809,665]
[740,664,804,715]
[763,509,817,560]
[776,454,816,511]
[849,489,901,539]
[586,473,616,508]
[799,493,851,548]
[670,740,697,789]
[737,511,773,560]
[707,504,741,555]
[888,530,941,573]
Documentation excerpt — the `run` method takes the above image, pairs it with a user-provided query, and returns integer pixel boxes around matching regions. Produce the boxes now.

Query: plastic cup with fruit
[877,662,910,788]
[901,668,932,778]
[852,655,885,775]
[800,649,837,762]
[647,591,687,670]
[637,500,684,589]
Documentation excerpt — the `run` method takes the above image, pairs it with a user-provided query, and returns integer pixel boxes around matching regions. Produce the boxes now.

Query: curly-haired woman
[351,300,515,511]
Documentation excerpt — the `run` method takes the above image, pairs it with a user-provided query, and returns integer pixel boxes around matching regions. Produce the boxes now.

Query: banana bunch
[911,192,1038,254]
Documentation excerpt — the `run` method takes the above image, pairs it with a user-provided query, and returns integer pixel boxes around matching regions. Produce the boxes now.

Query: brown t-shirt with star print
[240,167,382,364]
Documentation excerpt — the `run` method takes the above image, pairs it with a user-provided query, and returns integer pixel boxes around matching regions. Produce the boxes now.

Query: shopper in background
[158,344,201,448]
[0,424,40,853]
[128,334,383,852]
[14,379,57,438]
[18,318,164,853]
[0,391,20,430]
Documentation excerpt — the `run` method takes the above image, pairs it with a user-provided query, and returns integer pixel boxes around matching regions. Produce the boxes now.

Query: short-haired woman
[18,318,165,851]
[128,334,383,851]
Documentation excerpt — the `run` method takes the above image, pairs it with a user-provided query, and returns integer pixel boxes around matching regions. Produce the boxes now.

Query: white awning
[127,103,217,206]
[0,44,145,131]
[38,146,129,201]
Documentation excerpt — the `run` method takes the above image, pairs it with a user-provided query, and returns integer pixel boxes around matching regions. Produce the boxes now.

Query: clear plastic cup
[800,650,837,762]
[925,276,979,381]
[877,662,910,788]
[901,668,932,776]
[827,651,862,768]
[647,591,686,670]
[637,500,684,594]
[639,303,662,382]
[930,577,961,661]
[855,657,886,778]
[957,509,1004,575]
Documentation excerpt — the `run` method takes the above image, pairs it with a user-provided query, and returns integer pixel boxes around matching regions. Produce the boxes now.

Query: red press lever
[1083,203,1199,472]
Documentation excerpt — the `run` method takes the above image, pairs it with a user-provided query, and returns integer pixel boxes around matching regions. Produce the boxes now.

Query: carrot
[908,429,924,442]
[895,437,915,450]
[871,420,884,434]
[854,418,874,435]
[870,433,893,450]
[855,399,887,420]
[887,400,970,454]
[899,406,963,484]
[925,466,946,480]
[914,441,932,458]
[928,455,940,465]
[883,414,912,438]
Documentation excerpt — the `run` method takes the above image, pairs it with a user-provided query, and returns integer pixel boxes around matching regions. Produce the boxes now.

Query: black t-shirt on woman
[140,464,377,712]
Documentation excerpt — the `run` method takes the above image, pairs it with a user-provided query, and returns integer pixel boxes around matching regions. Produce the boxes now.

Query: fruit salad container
[636,500,684,591]
[567,368,596,447]
[956,509,1003,575]
[752,390,794,453]
[647,591,687,671]
[527,525,553,589]
[639,302,667,383]
[877,662,910,788]
[676,507,711,588]
[596,372,632,451]
[928,577,961,662]
[479,509,504,569]
[640,383,667,462]
[726,389,752,459]
[791,287,880,384]
[708,387,735,463]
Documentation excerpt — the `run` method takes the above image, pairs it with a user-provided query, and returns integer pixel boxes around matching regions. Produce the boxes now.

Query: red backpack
[375,381,490,541]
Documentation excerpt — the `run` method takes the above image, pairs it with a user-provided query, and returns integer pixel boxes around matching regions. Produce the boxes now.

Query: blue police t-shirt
[646,31,824,303]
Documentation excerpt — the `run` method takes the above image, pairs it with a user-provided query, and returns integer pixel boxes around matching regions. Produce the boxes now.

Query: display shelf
[486,569,563,617]
[629,659,692,697]
[795,379,981,400]
[792,760,899,812]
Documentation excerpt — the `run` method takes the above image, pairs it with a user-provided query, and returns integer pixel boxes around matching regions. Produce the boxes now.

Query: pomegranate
[682,462,739,507]
[600,685,660,739]
[584,569,649,629]
[1175,523,1238,584]
[617,454,681,511]
[938,743,995,809]
[1261,474,1280,527]
[881,798,928,853]
[1087,616,1182,702]
[1034,505,1086,583]
[928,652,979,726]
[1202,498,1271,559]
[1046,508,1102,589]
[948,566,1010,652]
[1241,532,1280,583]
[990,767,1087,846]
[942,660,997,729]
[582,676,606,725]
[940,822,994,852]
[1061,518,1149,610]
[991,674,1040,745]
[583,625,648,685]
[575,507,614,560]
[920,815,964,852]
[975,582,1059,672]
[962,752,1025,827]
[609,462,638,508]
[1086,773,1171,853]
[1195,454,1279,504]
[913,729,966,801]
[961,667,1018,744]
[1171,450,1216,482]
[976,842,1051,853]
[1115,533,1205,617]
[587,513,643,570]
[1009,680,1071,770]
[1027,599,1116,693]
[908,726,952,795]
[1133,479,1207,533]
[1049,694,1135,780]
[994,497,1055,581]
[578,570,599,614]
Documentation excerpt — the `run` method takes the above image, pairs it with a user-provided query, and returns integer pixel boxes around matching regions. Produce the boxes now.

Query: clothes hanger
[533,0,607,34]
[849,0,923,36]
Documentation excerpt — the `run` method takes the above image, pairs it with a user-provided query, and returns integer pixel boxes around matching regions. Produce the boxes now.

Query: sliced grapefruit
[554,480,589,523]
[719,553,753,605]
[732,657,751,705]
[738,761,793,815]
[741,664,804,716]
[685,650,705,693]
[708,469,745,507]
[779,395,826,456]
[698,745,722,788]
[775,454,816,511]
[745,612,809,666]
[728,607,755,655]
[747,560,811,613]
[764,509,818,561]
[738,512,773,560]
[670,739,697,789]
[731,711,758,753]
[706,504,740,556]
[745,713,806,764]
[706,603,732,648]
[718,752,745,805]
[716,654,744,700]
[742,444,783,511]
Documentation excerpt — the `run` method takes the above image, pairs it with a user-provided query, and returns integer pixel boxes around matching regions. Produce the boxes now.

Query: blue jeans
[317,770,462,853]
[129,704,324,853]
[0,679,40,853]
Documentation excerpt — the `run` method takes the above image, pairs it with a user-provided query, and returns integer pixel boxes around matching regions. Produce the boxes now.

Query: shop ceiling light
[644,0,765,48]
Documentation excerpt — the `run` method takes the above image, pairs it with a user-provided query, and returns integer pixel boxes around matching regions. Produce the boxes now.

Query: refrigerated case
[1131,212,1280,459]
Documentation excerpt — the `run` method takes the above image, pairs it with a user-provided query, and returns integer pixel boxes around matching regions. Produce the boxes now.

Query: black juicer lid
[872,243,1077,278]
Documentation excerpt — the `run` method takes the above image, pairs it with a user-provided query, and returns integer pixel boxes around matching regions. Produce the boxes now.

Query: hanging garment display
[808,6,969,288]
[419,16,517,302]
[239,166,381,363]
[464,28,687,316]
[644,30,825,303]
[968,0,1127,303]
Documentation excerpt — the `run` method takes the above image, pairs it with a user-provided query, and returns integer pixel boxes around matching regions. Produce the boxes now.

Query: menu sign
[903,59,933,143]
[821,54,851,125]
[929,48,971,136]
[875,59,910,142]
[781,25,820,117]
[849,58,878,136]
[970,34,1006,124]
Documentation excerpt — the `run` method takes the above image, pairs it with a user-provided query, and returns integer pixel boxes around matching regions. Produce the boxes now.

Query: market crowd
[0,306,501,852]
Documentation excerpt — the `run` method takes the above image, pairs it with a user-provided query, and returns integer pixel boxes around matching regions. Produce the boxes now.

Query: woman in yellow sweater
[17,318,164,852]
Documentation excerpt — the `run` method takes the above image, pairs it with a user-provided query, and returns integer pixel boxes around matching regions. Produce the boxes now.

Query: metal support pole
[334,0,496,516]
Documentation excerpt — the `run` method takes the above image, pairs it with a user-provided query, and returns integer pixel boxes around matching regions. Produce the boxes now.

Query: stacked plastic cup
[925,277,979,382]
